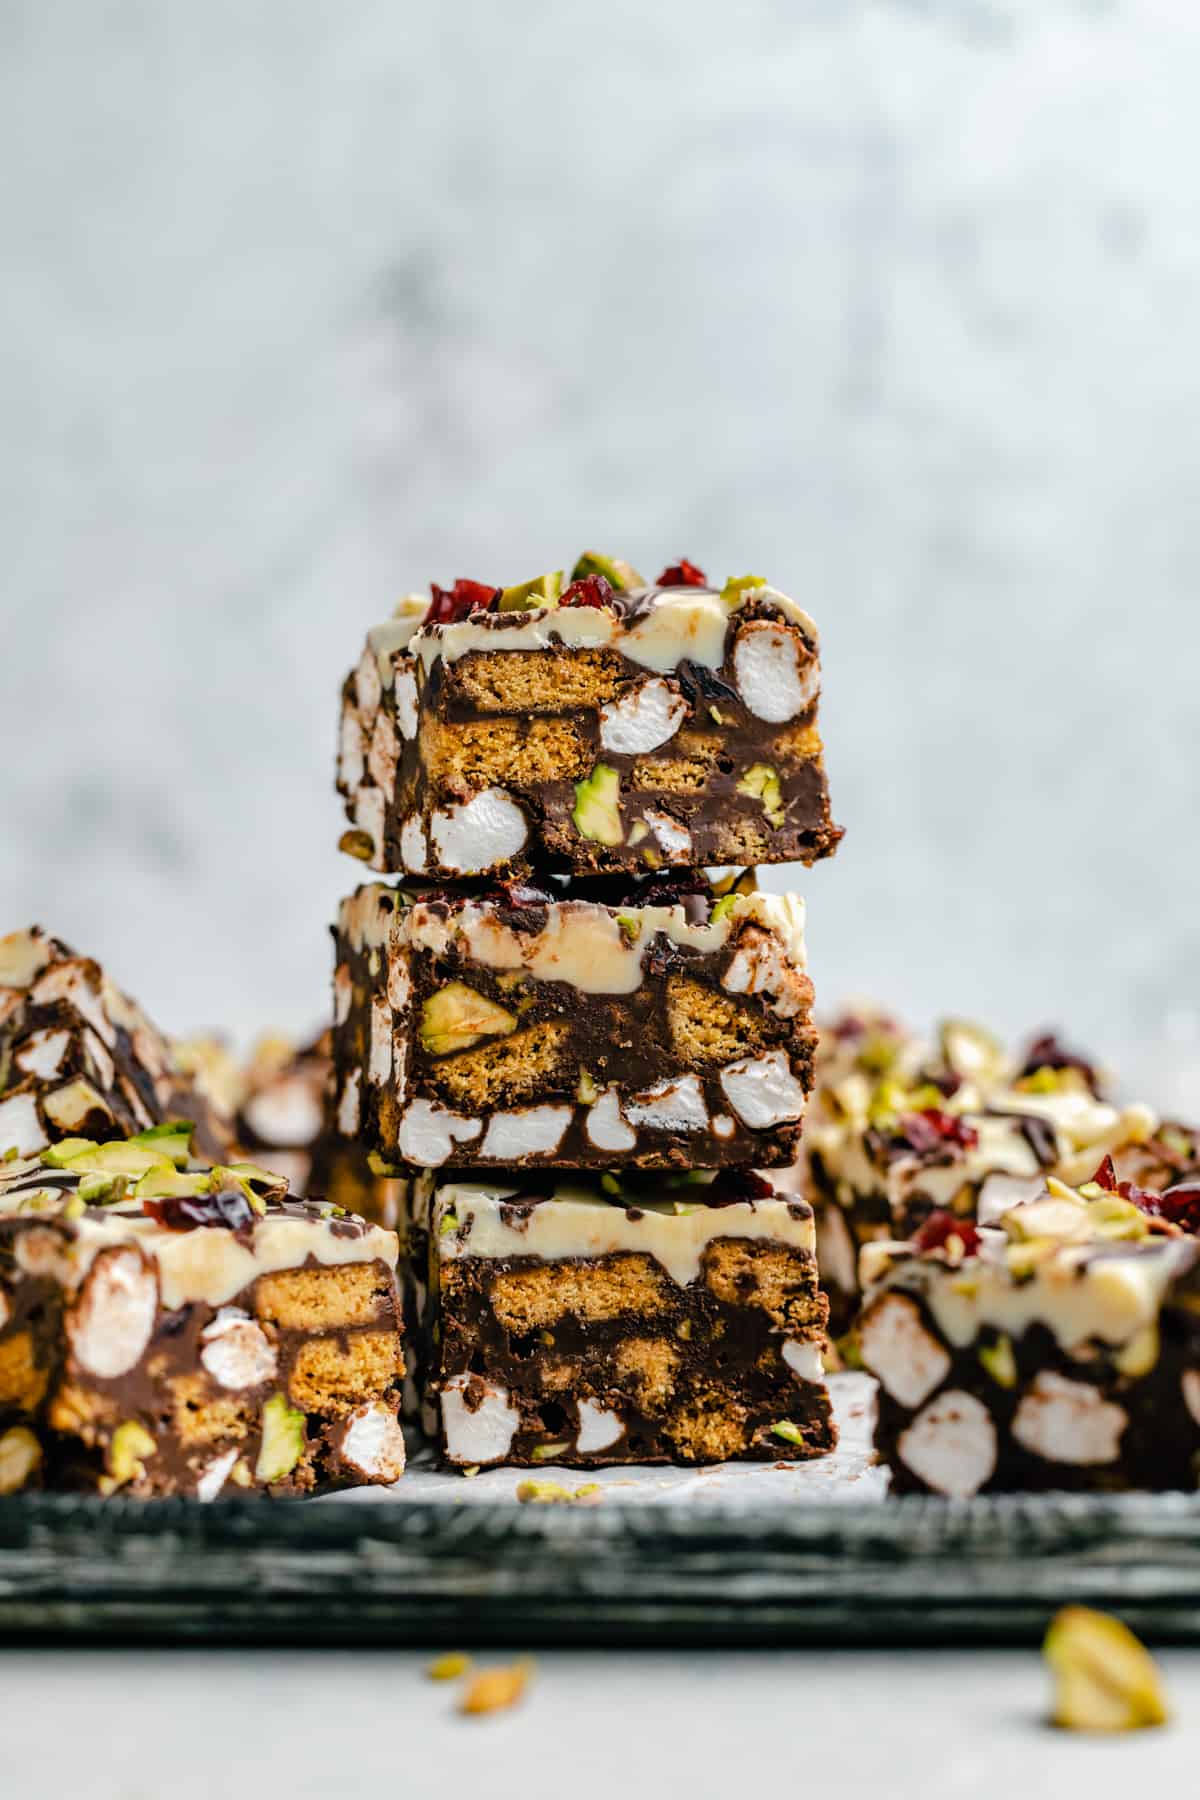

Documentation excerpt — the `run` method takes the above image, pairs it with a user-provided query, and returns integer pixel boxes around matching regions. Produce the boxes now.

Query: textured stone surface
[2,2,1199,1103]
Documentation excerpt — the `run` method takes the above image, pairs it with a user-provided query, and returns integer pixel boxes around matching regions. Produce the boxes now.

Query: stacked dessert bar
[331,553,843,1467]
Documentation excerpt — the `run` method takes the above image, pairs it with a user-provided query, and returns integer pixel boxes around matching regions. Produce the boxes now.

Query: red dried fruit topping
[425,579,501,625]
[1153,1184,1200,1233]
[656,559,708,589]
[707,1169,775,1205]
[558,573,614,610]
[1091,1155,1119,1193]
[143,1188,256,1233]
[914,1210,981,1257]
[897,1109,980,1154]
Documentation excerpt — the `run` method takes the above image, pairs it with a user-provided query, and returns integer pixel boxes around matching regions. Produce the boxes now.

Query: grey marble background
[2,1,1198,1105]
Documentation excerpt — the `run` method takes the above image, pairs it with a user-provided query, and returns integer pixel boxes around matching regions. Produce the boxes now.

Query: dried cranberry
[1020,1031,1101,1094]
[1153,1184,1200,1233]
[558,574,613,610]
[143,1187,256,1233]
[655,559,708,588]
[914,1210,981,1256]
[705,1169,775,1205]
[425,579,501,625]
[1091,1155,1119,1193]
[897,1109,979,1154]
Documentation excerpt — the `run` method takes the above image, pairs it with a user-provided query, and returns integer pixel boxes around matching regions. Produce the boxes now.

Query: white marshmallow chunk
[430,789,528,874]
[782,1339,825,1383]
[397,1099,482,1166]
[340,1401,407,1483]
[195,1448,240,1503]
[733,621,819,722]
[393,661,420,740]
[576,1399,624,1453]
[598,678,687,755]
[68,1249,158,1380]
[400,814,428,874]
[719,1051,806,1128]
[859,1293,951,1408]
[898,1389,998,1498]
[200,1309,278,1391]
[584,1089,637,1153]
[1011,1372,1126,1466]
[624,1075,708,1133]
[481,1106,571,1161]
[441,1374,519,1465]
[0,1090,45,1156]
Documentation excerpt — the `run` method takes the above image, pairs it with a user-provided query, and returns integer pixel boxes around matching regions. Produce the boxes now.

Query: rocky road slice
[333,872,817,1173]
[400,1166,835,1470]
[0,1128,404,1497]
[857,1165,1200,1495]
[335,554,842,881]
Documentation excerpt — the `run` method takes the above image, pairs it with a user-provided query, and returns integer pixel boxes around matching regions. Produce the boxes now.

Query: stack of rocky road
[329,553,847,1467]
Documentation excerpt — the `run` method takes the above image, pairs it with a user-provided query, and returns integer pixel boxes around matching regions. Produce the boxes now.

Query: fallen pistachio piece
[460,1659,535,1717]
[339,828,376,862]
[1044,1606,1170,1732]
[516,1478,573,1504]
[427,1652,472,1681]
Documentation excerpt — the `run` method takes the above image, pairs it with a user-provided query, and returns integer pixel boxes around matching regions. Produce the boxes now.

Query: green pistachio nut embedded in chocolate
[420,982,517,1058]
[1043,1606,1170,1732]
[600,1173,623,1197]
[0,1425,42,1495]
[107,1420,157,1488]
[256,1393,307,1484]
[736,762,785,828]
[498,571,564,612]
[569,552,644,592]
[978,1335,1017,1389]
[571,764,623,846]
[771,1421,805,1447]
[530,1441,572,1463]
[367,1150,403,1177]
[339,828,376,862]
[720,574,768,608]
[576,1068,599,1106]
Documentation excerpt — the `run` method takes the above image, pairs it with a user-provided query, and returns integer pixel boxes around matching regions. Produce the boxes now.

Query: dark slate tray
[5,1489,1200,1646]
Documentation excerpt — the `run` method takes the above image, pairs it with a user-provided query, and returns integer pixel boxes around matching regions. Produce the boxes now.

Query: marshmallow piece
[644,810,693,861]
[393,660,419,740]
[337,1069,362,1136]
[196,1448,240,1503]
[68,1248,158,1381]
[15,1028,71,1081]
[859,1292,951,1408]
[397,1099,482,1166]
[1011,1372,1126,1466]
[200,1308,278,1391]
[782,1339,825,1383]
[338,705,365,794]
[733,620,819,722]
[355,643,383,723]
[585,1089,637,1153]
[898,1389,998,1498]
[400,815,428,874]
[430,789,528,874]
[719,1051,806,1128]
[576,1399,624,1453]
[368,995,393,1086]
[441,1373,519,1465]
[598,678,687,755]
[368,710,399,796]
[624,1074,708,1133]
[480,1105,571,1161]
[0,929,53,990]
[0,1090,45,1156]
[339,1400,407,1484]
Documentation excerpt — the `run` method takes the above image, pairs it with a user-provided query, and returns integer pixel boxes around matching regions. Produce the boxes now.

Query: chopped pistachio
[420,982,516,1058]
[338,828,376,862]
[255,1393,306,1484]
[570,552,642,591]
[571,764,623,846]
[600,1174,623,1198]
[676,1319,694,1341]
[516,1479,574,1504]
[459,1659,534,1717]
[1113,1324,1159,1379]
[771,1421,805,1447]
[367,1150,403,1177]
[498,571,563,612]
[530,1442,571,1463]
[427,1652,472,1681]
[1044,1607,1169,1732]
[107,1420,157,1488]
[709,893,738,927]
[576,1068,598,1105]
[615,912,642,945]
[721,573,768,607]
[978,1335,1017,1389]
[439,1213,459,1235]
[735,762,784,828]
